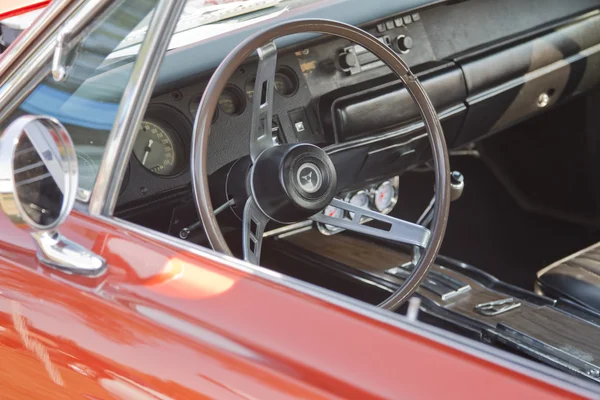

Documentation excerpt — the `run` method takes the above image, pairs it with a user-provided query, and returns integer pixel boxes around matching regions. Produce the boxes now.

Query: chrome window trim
[0,0,88,88]
[0,0,115,123]
[88,0,187,216]
[100,213,599,397]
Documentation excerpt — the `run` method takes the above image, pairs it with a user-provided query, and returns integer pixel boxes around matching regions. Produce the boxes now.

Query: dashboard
[113,0,600,239]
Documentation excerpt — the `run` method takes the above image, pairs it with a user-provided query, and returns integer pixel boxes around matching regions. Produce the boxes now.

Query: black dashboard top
[90,0,446,97]
[115,0,600,215]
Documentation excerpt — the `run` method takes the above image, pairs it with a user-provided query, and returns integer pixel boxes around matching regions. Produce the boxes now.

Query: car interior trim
[325,104,463,155]
[467,43,600,105]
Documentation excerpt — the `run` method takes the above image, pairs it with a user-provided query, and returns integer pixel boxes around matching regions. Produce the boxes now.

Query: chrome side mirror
[0,115,106,276]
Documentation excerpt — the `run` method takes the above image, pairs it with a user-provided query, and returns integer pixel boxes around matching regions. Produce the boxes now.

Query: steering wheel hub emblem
[250,143,338,224]
[296,162,322,194]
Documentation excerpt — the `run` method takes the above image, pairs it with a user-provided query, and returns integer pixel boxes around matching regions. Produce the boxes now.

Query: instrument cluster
[317,176,399,235]
[117,58,310,209]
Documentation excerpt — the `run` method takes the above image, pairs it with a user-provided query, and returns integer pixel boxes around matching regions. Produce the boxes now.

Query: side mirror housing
[0,115,106,276]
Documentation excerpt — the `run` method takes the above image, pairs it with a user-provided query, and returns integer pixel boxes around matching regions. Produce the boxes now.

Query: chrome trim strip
[50,0,112,82]
[89,0,187,216]
[98,213,599,397]
[276,224,312,238]
[264,220,313,238]
[475,298,521,316]
[0,0,75,87]
[368,133,427,155]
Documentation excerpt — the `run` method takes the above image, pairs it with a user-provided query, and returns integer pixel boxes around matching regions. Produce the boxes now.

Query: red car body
[0,2,592,399]
[0,211,586,398]
[0,1,48,20]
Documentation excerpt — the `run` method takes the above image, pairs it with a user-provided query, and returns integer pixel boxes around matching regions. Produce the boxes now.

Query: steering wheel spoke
[311,198,430,248]
[242,197,269,264]
[249,41,278,162]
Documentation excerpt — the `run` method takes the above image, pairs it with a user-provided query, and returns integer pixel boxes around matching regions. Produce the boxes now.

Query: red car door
[0,210,588,399]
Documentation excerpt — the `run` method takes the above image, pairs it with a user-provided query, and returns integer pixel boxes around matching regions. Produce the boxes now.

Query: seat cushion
[537,243,600,312]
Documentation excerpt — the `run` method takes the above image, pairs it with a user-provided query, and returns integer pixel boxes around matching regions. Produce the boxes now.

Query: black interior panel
[455,12,600,145]
[421,0,600,60]
[330,65,465,142]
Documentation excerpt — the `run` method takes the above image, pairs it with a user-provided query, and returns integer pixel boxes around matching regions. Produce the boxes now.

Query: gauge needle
[142,139,153,166]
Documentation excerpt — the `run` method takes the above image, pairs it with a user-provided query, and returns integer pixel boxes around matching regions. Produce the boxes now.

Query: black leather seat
[537,243,600,312]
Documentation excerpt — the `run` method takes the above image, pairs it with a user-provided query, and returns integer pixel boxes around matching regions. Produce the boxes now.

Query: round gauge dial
[245,68,299,100]
[374,181,396,213]
[349,191,369,208]
[322,204,343,232]
[324,204,343,219]
[274,68,299,96]
[218,86,245,115]
[347,191,370,219]
[133,120,179,176]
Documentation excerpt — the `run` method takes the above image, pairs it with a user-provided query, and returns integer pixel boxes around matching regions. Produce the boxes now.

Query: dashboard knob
[339,51,358,69]
[396,35,413,53]
[450,170,464,201]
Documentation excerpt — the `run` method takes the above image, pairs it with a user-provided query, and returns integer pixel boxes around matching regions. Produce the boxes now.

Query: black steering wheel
[192,19,450,310]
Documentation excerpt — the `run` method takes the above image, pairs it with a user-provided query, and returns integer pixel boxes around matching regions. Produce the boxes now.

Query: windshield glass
[3,0,159,202]
[106,0,302,61]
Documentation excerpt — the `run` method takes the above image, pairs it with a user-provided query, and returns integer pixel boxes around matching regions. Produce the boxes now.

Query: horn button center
[296,162,322,194]
[251,144,337,224]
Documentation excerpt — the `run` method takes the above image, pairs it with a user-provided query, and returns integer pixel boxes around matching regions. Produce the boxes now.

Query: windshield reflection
[108,0,293,60]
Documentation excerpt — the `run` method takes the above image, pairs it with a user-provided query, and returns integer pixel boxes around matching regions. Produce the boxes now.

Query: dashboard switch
[339,51,358,69]
[288,108,313,141]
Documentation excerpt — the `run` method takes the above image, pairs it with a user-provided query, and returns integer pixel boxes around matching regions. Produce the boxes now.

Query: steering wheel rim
[192,19,450,311]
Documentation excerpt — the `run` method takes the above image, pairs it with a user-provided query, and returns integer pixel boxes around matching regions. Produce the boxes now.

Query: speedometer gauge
[321,204,344,233]
[218,86,245,115]
[133,120,179,176]
[374,180,396,213]
[323,204,343,219]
